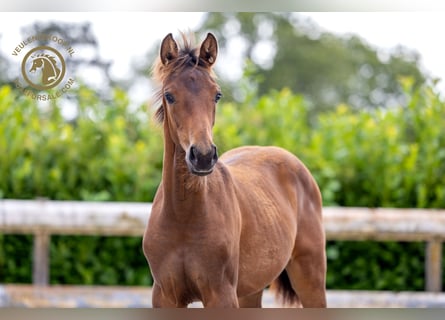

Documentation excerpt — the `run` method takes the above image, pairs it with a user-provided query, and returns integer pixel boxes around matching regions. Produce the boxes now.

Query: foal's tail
[270,270,301,307]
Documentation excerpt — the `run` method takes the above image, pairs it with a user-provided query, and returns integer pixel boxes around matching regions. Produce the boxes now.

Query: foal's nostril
[189,146,198,164]
[211,145,218,163]
[190,146,197,161]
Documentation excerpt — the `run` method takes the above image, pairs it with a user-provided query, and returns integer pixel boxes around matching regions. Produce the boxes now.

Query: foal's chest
[146,228,236,304]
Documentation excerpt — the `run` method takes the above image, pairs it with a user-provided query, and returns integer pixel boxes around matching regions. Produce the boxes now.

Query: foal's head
[153,33,221,176]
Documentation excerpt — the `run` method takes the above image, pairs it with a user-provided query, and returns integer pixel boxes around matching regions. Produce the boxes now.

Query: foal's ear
[160,33,179,66]
[199,33,218,67]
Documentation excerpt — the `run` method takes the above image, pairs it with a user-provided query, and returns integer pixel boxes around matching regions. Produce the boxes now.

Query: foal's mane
[151,33,216,123]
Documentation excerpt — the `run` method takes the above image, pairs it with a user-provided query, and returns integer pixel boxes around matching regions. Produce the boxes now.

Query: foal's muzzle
[186,144,218,176]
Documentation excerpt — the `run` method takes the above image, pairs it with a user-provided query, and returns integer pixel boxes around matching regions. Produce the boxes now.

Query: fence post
[425,240,442,292]
[33,231,50,286]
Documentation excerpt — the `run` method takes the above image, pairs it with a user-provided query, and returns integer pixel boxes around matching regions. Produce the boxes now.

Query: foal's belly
[236,210,297,297]
[236,205,297,298]
[221,146,300,297]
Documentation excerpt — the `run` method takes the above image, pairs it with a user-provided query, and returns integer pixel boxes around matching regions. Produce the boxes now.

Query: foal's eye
[164,92,175,104]
[215,92,222,103]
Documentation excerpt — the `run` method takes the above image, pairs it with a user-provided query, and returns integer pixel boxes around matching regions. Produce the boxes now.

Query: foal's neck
[161,122,210,214]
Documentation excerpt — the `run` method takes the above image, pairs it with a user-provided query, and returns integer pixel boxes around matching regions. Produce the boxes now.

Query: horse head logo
[29,53,62,86]
[22,45,66,90]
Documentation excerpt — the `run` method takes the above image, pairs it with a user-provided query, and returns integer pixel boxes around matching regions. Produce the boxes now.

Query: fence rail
[1,200,444,291]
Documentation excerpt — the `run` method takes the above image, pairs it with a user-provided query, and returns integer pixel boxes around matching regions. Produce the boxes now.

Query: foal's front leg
[201,284,239,308]
[152,282,187,308]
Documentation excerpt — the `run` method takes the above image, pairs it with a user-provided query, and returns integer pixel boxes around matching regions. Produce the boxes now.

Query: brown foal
[142,32,326,308]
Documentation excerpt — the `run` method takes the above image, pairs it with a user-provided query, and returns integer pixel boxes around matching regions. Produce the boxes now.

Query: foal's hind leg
[286,254,326,307]
[286,236,327,307]
[238,291,263,308]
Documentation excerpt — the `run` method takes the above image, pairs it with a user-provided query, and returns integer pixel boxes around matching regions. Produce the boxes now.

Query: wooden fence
[1,200,444,292]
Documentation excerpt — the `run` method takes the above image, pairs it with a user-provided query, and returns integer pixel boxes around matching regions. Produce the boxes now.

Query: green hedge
[0,85,163,202]
[0,79,444,290]
[213,79,445,208]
